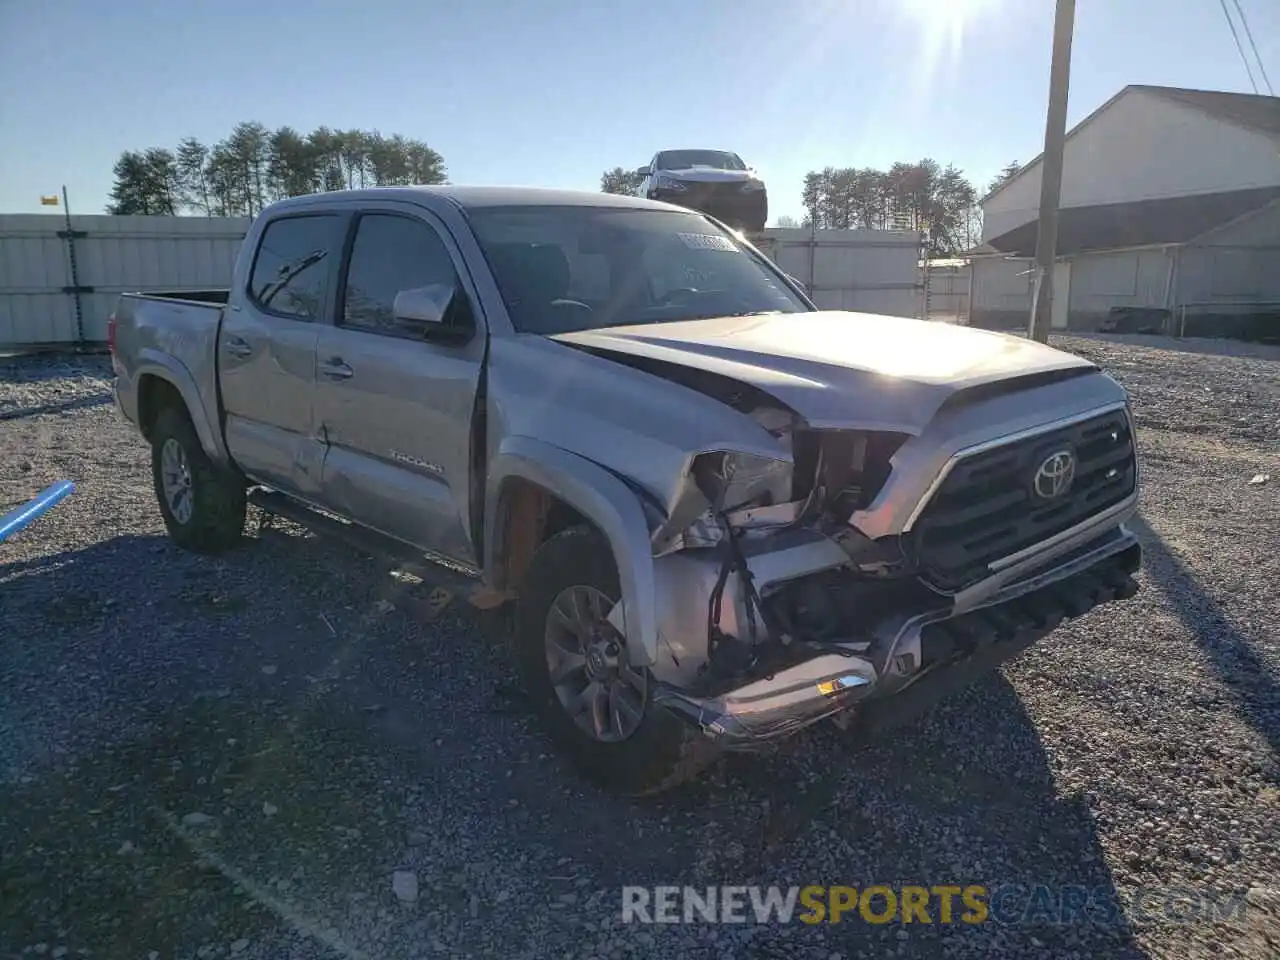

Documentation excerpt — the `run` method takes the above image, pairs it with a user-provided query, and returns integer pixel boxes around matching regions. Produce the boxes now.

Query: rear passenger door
[220,213,343,498]
[312,207,486,564]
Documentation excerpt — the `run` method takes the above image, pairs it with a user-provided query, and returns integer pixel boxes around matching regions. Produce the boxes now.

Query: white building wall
[0,214,250,345]
[969,256,1034,328]
[1067,248,1174,327]
[982,89,1280,241]
[1176,202,1280,305]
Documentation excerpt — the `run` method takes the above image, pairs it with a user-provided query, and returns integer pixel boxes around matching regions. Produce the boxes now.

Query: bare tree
[959,205,984,252]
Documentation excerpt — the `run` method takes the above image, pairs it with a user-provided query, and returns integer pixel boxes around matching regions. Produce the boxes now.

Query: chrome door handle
[320,357,354,380]
[223,336,252,358]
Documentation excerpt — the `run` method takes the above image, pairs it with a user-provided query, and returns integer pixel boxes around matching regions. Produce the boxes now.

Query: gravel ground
[1,336,1277,960]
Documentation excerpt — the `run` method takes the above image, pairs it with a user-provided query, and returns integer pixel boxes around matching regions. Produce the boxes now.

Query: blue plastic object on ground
[0,480,76,544]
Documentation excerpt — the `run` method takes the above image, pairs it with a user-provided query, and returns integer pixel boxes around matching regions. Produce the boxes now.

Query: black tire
[150,405,246,554]
[515,525,719,795]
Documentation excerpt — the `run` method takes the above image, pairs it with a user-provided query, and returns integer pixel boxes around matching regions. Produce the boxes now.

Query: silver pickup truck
[111,186,1141,794]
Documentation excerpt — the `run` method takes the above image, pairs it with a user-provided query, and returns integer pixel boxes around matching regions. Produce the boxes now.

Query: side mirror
[393,283,454,331]
[636,166,651,178]
[393,283,473,343]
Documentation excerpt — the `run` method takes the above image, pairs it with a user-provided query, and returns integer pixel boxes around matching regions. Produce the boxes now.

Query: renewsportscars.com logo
[624,885,986,925]
[621,885,1255,926]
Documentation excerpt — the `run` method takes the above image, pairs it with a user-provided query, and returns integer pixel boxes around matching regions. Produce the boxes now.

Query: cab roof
[266,185,673,213]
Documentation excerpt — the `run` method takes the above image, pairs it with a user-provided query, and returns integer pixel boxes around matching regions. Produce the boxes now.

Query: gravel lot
[2,335,1277,960]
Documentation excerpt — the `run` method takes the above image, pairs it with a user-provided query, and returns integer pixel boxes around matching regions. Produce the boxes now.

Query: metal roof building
[970,85,1280,336]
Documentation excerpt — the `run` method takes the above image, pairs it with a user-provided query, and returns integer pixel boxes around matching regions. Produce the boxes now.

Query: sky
[2,0,1278,221]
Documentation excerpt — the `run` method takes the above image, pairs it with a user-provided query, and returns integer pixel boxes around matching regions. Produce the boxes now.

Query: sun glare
[900,0,1002,23]
[897,0,1002,90]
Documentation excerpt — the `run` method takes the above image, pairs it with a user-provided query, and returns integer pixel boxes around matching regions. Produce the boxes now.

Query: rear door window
[248,215,339,320]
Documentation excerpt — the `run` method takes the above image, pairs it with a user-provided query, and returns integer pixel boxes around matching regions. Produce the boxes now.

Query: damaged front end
[623,390,1143,749]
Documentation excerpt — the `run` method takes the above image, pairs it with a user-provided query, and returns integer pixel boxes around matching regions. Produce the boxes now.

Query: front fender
[485,436,659,666]
[135,348,228,466]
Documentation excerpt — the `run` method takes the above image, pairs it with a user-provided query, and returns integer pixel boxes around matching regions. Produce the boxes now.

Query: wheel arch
[484,436,659,666]
[133,351,225,465]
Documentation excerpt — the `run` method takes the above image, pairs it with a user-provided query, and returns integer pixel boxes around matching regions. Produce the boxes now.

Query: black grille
[675,182,753,212]
[912,409,1137,590]
[681,181,743,199]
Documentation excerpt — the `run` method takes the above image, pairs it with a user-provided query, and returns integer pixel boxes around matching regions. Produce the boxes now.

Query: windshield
[468,206,810,335]
[655,150,745,171]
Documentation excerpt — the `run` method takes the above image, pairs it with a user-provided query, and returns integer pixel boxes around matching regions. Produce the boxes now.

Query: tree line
[600,160,1023,256]
[106,122,447,217]
[800,161,980,255]
[106,127,1023,256]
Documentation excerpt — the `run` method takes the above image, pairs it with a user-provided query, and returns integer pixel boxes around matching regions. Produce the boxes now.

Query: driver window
[342,213,467,336]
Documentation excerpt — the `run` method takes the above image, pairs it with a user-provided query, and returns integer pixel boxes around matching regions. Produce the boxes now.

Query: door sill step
[248,488,508,616]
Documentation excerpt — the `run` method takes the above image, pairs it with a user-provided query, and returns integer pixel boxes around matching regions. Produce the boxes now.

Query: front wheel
[150,406,246,554]
[515,526,718,795]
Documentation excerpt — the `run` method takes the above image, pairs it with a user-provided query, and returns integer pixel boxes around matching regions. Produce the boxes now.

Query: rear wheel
[515,525,718,795]
[150,406,246,553]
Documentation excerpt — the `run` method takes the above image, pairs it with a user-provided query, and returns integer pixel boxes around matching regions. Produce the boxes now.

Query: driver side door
[312,206,486,565]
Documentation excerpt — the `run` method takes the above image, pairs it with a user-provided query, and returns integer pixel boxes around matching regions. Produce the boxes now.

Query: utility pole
[1028,0,1076,342]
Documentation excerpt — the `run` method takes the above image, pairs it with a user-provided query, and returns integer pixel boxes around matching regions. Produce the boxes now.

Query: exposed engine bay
[586,345,1140,731]
[586,351,938,694]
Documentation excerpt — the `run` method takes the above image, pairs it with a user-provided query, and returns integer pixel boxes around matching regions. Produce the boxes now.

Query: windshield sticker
[677,232,738,252]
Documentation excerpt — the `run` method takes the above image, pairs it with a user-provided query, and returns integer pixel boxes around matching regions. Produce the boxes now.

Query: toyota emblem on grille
[1033,449,1076,500]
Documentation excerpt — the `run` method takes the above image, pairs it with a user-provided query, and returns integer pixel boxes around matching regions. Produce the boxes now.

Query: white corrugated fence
[751,227,923,318]
[0,214,250,346]
[0,214,924,348]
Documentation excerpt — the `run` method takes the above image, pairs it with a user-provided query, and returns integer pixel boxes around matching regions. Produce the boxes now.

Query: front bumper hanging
[654,536,1141,748]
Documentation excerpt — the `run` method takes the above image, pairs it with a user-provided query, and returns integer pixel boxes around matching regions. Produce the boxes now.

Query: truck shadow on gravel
[0,392,114,422]
[1129,514,1278,757]
[2,531,1145,959]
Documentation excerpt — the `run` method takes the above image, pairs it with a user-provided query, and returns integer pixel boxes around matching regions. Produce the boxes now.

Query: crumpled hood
[661,167,757,184]
[551,311,1098,433]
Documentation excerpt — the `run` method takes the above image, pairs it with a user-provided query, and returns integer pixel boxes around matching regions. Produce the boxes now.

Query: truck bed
[110,291,229,452]
[127,289,230,306]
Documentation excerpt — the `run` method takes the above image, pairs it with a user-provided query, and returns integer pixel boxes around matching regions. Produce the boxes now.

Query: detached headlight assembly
[692,451,792,513]
[650,450,793,556]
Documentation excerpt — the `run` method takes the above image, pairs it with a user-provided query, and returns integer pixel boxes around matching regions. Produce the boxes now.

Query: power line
[1231,0,1275,96]
[1218,0,1260,93]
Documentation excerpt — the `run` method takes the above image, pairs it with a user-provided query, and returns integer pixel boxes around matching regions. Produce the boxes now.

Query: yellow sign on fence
[40,195,59,206]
